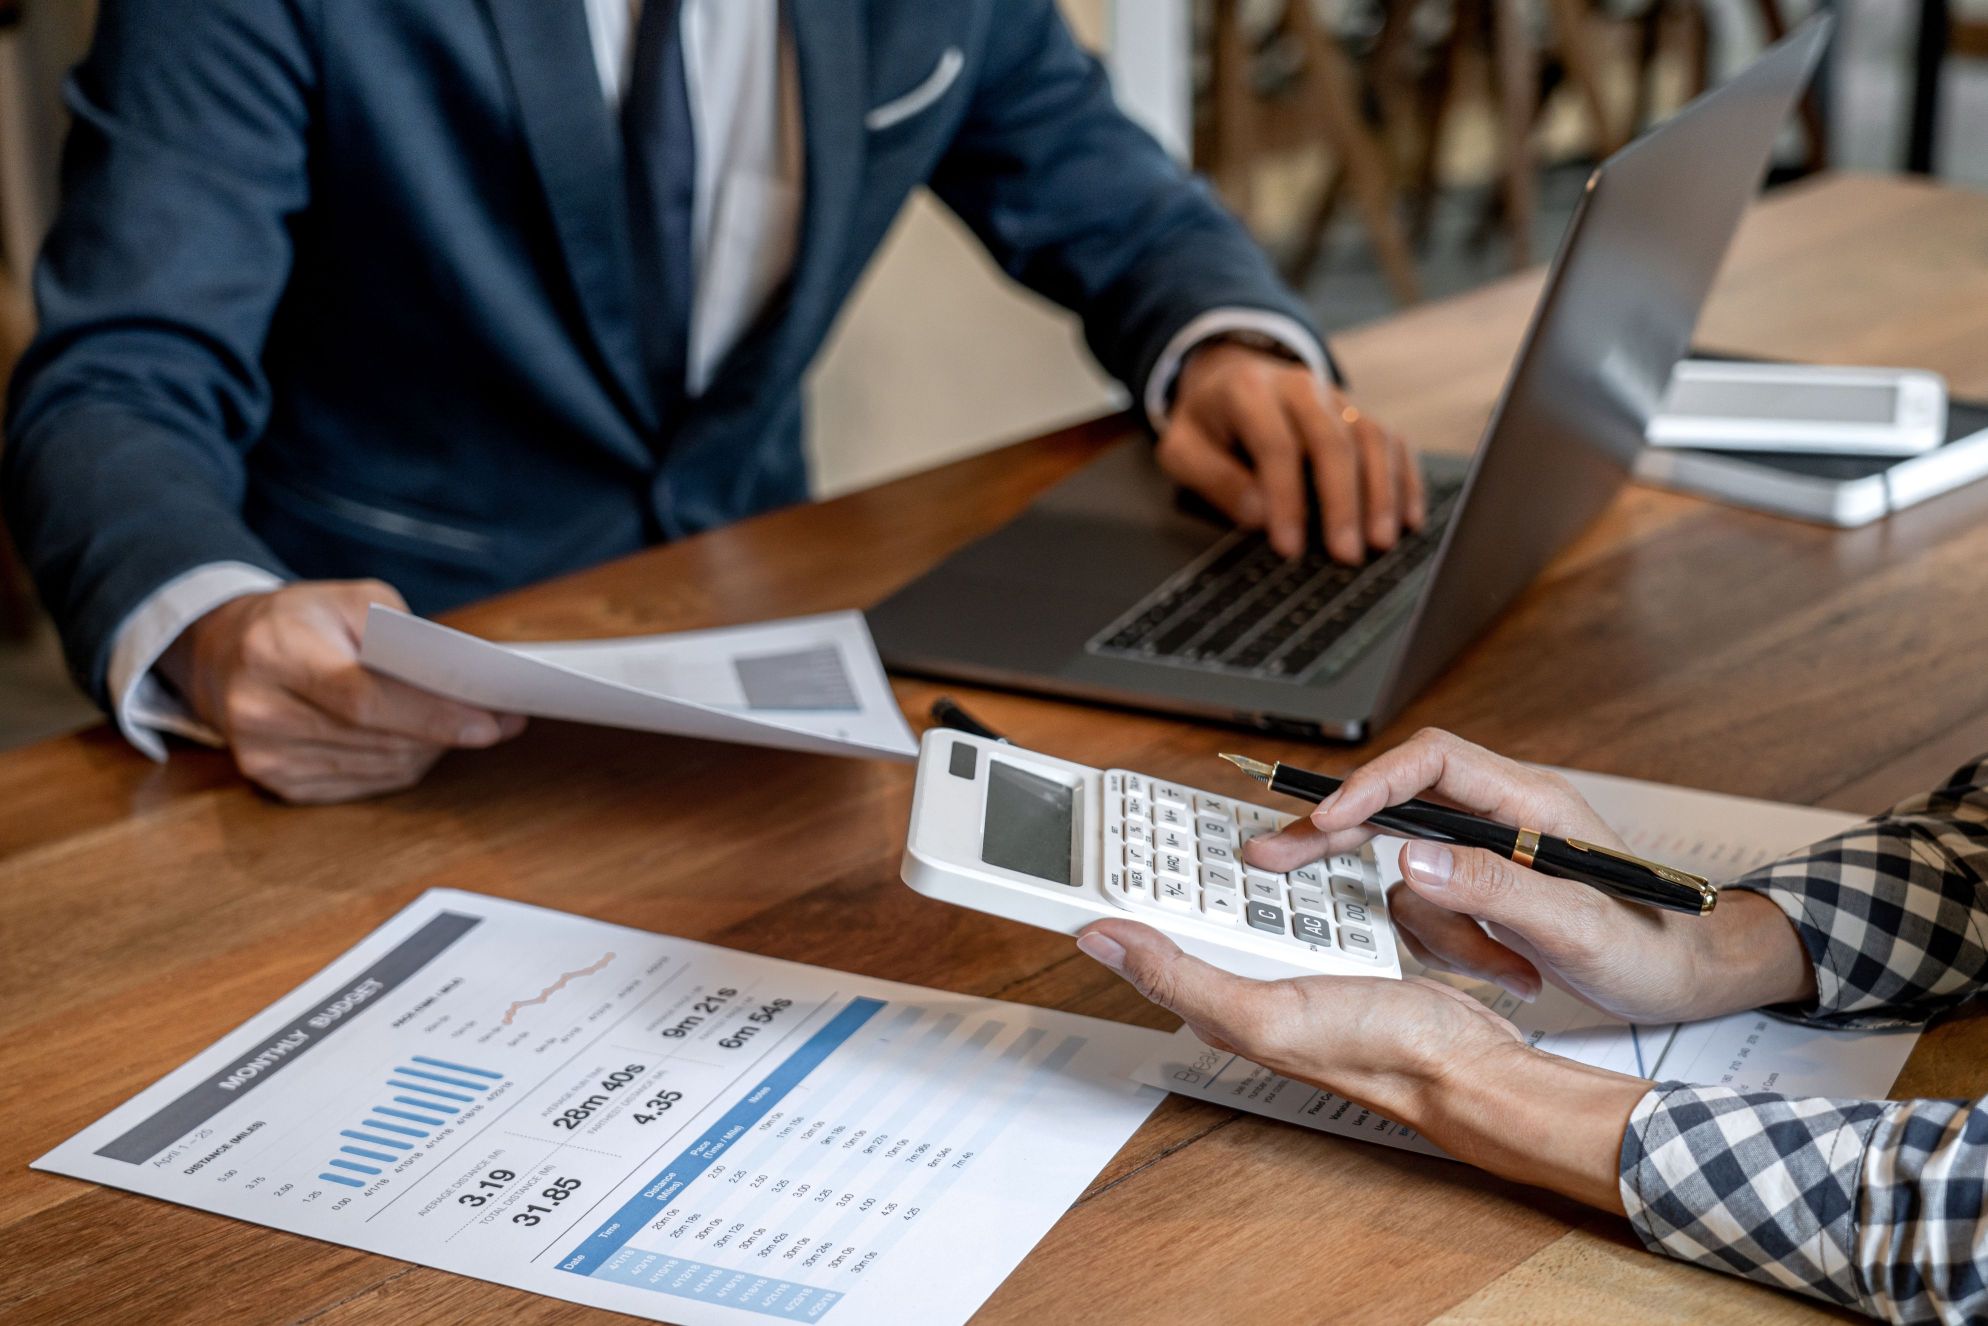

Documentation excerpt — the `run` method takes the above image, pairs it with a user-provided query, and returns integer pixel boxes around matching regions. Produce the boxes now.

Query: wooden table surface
[6,172,1987,1325]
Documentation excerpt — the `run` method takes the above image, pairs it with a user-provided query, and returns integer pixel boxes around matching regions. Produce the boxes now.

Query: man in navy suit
[3,0,1423,803]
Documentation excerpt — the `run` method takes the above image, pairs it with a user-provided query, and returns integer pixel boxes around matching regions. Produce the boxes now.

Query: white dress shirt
[108,0,1324,759]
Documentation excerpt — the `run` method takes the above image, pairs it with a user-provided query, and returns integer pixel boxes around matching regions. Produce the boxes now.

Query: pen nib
[1219,753,1275,782]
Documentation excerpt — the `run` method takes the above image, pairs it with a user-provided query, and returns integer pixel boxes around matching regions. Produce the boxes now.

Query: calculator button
[1153,782,1192,808]
[1239,805,1279,830]
[1193,794,1234,818]
[1328,874,1367,903]
[1156,876,1195,910]
[1126,821,1152,845]
[1288,885,1329,915]
[1329,853,1365,877]
[1123,773,1148,797]
[1339,925,1379,958]
[1125,842,1151,867]
[1245,875,1283,905]
[1195,817,1235,844]
[1156,850,1196,879]
[1198,841,1238,868]
[1336,900,1372,927]
[1201,890,1241,923]
[1290,862,1323,888]
[1156,828,1192,852]
[1202,864,1239,893]
[1155,805,1191,831]
[1126,865,1153,896]
[1245,901,1285,934]
[1292,913,1331,944]
[1123,796,1151,823]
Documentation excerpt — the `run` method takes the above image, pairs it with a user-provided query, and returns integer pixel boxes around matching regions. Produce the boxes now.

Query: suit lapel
[785,0,868,337]
[696,0,869,411]
[481,0,658,436]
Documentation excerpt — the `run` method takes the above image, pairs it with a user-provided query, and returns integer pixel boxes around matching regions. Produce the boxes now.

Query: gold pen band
[1511,827,1540,870]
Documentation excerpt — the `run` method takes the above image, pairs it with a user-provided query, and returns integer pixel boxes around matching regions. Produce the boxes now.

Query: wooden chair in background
[1202,0,1632,290]
[1204,0,1424,304]
[1395,0,1626,270]
[1201,0,1826,294]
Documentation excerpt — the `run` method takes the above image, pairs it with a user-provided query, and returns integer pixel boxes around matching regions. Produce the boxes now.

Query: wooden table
[5,173,1987,1324]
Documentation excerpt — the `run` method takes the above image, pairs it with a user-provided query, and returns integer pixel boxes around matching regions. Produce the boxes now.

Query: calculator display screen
[981,761,1076,886]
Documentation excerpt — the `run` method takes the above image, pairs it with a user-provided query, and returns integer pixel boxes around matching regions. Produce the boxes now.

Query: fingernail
[1403,841,1453,890]
[1077,931,1127,974]
[460,716,501,745]
[1495,973,1539,1003]
[1308,789,1343,826]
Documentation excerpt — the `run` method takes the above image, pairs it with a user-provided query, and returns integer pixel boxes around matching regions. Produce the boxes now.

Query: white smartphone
[901,730,1402,982]
[1647,360,1948,454]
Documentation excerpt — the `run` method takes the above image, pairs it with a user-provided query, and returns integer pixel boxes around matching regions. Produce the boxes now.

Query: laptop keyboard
[1087,480,1463,683]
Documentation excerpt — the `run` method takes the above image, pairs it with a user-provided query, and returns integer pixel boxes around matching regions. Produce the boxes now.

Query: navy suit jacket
[4,0,1317,705]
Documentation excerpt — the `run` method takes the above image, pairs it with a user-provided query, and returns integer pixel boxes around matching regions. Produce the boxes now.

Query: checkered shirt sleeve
[1618,758,1988,1322]
[1622,1088,1988,1323]
[1731,757,1988,1029]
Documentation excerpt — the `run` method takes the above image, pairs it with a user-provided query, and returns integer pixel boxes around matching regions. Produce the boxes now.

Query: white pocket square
[864,46,965,132]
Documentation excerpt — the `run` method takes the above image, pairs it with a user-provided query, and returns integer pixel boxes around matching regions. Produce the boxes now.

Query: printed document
[38,891,1168,1325]
[1135,769,1921,1157]
[360,608,918,761]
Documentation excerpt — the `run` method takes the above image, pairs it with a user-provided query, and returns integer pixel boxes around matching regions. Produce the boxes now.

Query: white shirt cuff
[107,562,287,761]
[1143,307,1335,432]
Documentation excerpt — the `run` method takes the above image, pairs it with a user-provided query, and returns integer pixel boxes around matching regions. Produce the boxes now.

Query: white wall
[804,0,1192,497]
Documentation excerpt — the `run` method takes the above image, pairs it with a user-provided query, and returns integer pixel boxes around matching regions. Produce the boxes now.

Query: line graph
[501,952,616,1025]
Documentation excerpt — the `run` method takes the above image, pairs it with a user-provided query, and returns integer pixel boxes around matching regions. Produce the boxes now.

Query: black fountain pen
[1220,754,1717,916]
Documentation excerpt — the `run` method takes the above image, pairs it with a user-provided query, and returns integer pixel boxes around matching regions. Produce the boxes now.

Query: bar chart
[318,1055,503,1189]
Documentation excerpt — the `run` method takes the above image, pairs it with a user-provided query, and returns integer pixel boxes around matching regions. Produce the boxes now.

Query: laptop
[869,18,1832,742]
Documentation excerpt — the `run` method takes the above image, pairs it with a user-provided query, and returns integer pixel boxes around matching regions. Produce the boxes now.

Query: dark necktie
[622,0,696,430]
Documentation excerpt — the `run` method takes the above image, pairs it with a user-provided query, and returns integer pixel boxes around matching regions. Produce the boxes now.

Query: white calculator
[901,730,1401,981]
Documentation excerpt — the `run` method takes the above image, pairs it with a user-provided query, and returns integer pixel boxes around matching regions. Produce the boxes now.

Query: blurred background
[0,0,1981,750]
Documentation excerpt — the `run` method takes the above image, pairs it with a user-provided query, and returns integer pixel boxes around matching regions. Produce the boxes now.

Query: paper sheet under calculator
[359,607,918,761]
[36,890,1168,1325]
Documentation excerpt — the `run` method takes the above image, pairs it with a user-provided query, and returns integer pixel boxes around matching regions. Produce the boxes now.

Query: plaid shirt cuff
[1624,1085,1988,1322]
[1725,757,1988,1029]
[1621,1083,1886,1310]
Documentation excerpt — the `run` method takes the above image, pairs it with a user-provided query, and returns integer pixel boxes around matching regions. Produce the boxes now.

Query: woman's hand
[1241,728,1816,1024]
[1077,919,1646,1213]
[1077,919,1522,1119]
